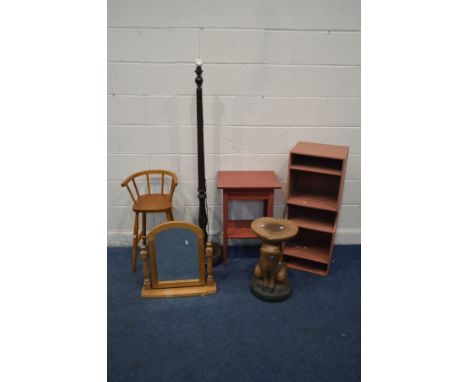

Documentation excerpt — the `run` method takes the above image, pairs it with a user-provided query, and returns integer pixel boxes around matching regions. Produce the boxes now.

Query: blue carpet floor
[108,245,360,382]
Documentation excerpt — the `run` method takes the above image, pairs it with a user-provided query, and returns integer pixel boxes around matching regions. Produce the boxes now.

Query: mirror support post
[206,241,214,286]
[141,242,151,290]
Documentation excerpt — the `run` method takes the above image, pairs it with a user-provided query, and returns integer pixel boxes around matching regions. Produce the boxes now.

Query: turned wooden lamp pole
[194,62,223,265]
[195,62,208,243]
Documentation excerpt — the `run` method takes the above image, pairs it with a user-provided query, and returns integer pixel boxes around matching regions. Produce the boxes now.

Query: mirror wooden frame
[139,221,217,298]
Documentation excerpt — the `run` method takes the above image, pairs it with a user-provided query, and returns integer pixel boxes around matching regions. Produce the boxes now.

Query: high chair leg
[132,212,139,273]
[142,213,147,246]
[166,209,174,221]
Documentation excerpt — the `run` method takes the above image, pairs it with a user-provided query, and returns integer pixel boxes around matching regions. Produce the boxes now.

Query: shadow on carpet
[108,245,360,382]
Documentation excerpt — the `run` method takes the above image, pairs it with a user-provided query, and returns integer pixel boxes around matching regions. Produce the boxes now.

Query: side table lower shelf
[226,220,257,238]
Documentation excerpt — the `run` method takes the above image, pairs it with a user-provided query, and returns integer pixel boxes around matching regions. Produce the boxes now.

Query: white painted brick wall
[107,0,361,245]
[201,30,265,63]
[266,32,328,64]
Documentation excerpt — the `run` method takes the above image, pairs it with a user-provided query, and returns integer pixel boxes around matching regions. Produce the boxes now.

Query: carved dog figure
[254,243,287,292]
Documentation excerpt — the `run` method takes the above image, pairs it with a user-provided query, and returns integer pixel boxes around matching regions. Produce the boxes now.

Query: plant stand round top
[251,217,298,244]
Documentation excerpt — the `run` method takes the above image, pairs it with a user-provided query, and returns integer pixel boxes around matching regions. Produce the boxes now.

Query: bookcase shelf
[287,205,336,233]
[289,164,342,176]
[288,192,338,212]
[290,153,343,176]
[283,256,329,275]
[285,141,349,276]
[283,242,330,263]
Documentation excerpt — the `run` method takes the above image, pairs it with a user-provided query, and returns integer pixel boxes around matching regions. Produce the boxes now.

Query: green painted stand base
[250,277,292,302]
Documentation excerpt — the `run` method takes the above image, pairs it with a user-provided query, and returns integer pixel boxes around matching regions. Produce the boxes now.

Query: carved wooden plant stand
[250,217,298,302]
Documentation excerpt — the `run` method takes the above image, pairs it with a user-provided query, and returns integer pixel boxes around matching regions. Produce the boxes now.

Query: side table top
[217,171,281,189]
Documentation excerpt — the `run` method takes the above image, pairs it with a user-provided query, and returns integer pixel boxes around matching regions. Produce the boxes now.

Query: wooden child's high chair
[121,169,178,272]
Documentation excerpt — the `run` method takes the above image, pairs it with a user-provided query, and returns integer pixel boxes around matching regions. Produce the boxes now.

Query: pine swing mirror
[140,221,216,298]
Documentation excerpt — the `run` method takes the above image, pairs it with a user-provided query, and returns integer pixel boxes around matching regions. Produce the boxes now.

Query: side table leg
[266,190,274,217]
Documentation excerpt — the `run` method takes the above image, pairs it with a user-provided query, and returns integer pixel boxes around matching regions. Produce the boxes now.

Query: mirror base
[141,282,217,298]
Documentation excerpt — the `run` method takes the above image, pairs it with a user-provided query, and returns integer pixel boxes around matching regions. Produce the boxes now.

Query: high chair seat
[133,194,172,212]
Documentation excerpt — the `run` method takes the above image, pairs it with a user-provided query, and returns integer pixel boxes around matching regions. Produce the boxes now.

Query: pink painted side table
[217,171,281,265]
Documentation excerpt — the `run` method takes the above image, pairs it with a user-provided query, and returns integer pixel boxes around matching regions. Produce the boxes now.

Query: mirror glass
[155,228,200,282]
